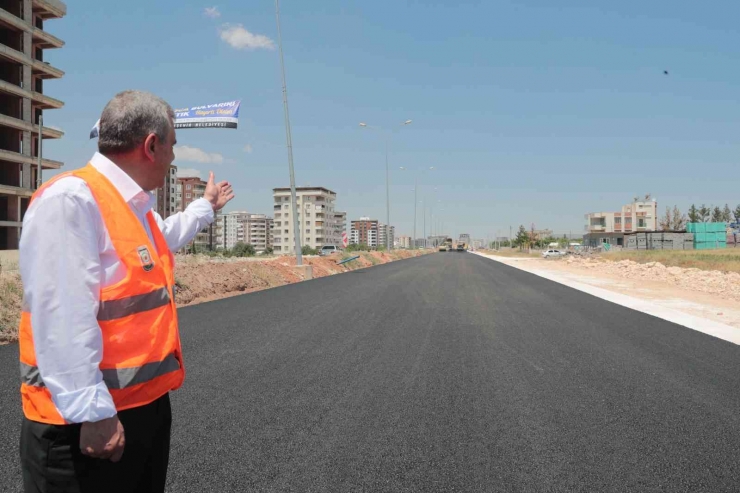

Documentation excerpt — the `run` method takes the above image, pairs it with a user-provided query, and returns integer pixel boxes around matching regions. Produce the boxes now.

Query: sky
[43,0,740,241]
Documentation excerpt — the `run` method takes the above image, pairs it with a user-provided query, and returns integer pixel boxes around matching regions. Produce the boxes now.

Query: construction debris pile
[565,256,740,301]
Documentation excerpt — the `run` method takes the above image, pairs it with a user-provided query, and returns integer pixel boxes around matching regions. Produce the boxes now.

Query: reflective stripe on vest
[21,353,181,390]
[97,286,171,321]
[23,285,177,321]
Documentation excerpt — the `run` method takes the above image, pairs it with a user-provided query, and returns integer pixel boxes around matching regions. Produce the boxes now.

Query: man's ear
[143,133,157,161]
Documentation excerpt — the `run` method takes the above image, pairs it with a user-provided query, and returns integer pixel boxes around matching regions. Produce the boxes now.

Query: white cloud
[204,6,220,18]
[176,168,202,179]
[243,144,253,154]
[219,24,275,51]
[174,145,224,164]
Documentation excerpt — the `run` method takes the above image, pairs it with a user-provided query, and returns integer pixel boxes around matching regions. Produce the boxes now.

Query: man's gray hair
[98,90,175,154]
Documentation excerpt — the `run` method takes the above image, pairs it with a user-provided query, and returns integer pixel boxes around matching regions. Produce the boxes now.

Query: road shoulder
[473,252,740,346]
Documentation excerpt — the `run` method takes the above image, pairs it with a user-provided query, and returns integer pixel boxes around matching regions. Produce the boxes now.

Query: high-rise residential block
[272,186,341,253]
[0,0,66,250]
[350,217,379,247]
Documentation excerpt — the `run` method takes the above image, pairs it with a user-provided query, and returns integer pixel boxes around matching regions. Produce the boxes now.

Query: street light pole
[385,139,390,251]
[423,198,426,248]
[360,120,411,251]
[413,175,418,249]
[275,0,302,265]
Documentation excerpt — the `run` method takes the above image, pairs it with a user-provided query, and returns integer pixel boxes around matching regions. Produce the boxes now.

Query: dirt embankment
[561,255,740,302]
[0,250,431,344]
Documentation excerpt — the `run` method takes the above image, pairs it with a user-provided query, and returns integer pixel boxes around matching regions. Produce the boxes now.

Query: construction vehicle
[440,237,453,252]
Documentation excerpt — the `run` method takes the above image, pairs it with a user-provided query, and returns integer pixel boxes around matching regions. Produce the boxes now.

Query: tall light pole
[359,119,412,250]
[400,166,434,249]
[275,0,302,265]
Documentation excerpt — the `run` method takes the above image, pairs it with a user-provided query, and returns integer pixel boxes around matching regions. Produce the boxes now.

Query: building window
[615,217,621,224]
[186,193,191,199]
[186,185,192,190]
[306,229,310,233]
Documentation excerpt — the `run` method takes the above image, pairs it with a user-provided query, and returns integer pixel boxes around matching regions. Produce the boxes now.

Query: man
[18,90,234,492]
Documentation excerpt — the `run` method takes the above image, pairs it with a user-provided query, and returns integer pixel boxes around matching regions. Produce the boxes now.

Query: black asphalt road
[3,253,740,492]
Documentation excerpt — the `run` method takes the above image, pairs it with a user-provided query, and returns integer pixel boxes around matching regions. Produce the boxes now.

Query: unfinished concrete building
[0,0,65,250]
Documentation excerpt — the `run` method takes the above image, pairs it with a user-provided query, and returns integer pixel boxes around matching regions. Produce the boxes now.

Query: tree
[513,225,529,248]
[699,204,711,223]
[734,204,740,223]
[688,204,700,223]
[264,246,274,255]
[671,206,687,231]
[723,204,733,223]
[711,206,723,223]
[232,242,255,257]
[659,206,672,231]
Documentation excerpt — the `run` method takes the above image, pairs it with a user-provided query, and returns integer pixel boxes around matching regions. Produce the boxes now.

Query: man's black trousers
[20,393,172,493]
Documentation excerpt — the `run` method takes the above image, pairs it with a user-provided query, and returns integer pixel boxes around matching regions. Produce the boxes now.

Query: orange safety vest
[19,163,185,425]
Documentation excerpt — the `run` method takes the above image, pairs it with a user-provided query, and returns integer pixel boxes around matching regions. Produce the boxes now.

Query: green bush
[301,245,318,256]
[346,243,369,252]
[232,242,256,257]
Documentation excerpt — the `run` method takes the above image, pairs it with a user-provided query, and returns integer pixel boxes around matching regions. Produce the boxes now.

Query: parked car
[319,245,340,256]
[542,249,566,258]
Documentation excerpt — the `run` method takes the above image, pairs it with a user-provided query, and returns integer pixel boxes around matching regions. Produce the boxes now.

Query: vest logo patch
[137,246,154,271]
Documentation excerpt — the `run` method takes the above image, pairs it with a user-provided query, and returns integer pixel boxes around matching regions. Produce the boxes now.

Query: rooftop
[273,186,336,195]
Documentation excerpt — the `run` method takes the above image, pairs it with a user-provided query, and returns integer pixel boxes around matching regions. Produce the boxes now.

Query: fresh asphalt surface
[3,252,740,491]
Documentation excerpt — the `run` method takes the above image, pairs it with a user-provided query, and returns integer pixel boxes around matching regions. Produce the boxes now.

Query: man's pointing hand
[203,171,235,212]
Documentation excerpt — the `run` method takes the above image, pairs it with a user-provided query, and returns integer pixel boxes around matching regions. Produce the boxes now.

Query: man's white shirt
[19,153,214,423]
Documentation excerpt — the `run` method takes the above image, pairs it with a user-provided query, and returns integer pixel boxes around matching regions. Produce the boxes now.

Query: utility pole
[275,0,302,265]
[413,175,417,249]
[36,114,43,189]
[423,198,426,248]
[385,140,390,251]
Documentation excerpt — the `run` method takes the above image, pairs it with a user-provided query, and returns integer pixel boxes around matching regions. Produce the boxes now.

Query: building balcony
[32,0,67,20]
[0,113,62,138]
[0,183,33,198]
[0,8,27,32]
[0,9,65,49]
[32,26,64,49]
[0,79,63,110]
[0,148,62,169]
[0,44,63,79]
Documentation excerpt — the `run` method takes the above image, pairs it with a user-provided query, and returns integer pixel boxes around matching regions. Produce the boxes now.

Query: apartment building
[350,217,379,247]
[272,186,341,253]
[584,198,658,247]
[333,211,346,243]
[0,0,66,250]
[216,210,250,249]
[154,165,177,219]
[216,211,273,252]
[243,213,273,252]
[378,223,395,249]
[586,199,658,234]
[396,235,411,249]
[178,176,215,251]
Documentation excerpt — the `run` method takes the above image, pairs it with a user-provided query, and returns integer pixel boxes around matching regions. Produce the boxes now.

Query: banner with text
[89,100,241,138]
